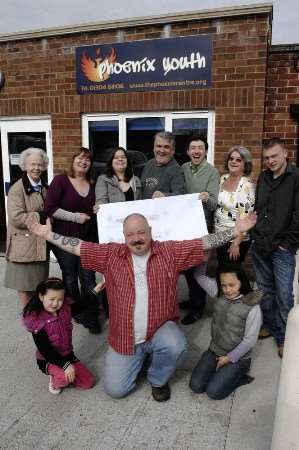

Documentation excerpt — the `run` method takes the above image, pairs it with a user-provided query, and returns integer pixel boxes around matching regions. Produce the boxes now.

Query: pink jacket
[23,300,73,359]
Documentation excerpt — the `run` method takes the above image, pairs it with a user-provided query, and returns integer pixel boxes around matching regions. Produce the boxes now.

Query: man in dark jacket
[251,137,299,358]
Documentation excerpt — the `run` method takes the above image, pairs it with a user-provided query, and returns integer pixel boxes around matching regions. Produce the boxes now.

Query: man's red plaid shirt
[81,239,203,354]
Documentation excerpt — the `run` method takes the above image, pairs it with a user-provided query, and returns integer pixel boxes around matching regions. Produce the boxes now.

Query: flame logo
[80,48,117,82]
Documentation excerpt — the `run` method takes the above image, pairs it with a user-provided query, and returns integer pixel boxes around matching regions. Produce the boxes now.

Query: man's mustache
[132,240,144,246]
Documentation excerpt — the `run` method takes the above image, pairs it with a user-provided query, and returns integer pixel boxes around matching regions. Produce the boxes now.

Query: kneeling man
[28,212,256,401]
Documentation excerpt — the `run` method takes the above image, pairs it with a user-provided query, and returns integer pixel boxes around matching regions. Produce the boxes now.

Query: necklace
[79,189,89,196]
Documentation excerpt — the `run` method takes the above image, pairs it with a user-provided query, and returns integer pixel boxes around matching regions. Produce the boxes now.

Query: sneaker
[258,328,271,340]
[181,312,202,325]
[152,383,171,402]
[49,376,62,395]
[277,345,284,358]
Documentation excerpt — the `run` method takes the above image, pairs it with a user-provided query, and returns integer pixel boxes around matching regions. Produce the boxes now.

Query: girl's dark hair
[23,277,65,317]
[68,147,93,182]
[216,264,253,297]
[105,147,133,182]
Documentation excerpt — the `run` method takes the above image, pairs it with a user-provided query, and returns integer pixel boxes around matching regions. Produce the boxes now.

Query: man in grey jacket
[181,136,220,325]
[141,132,185,199]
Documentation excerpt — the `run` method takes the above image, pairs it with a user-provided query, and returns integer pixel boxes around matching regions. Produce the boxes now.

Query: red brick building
[0,3,298,246]
[264,44,299,163]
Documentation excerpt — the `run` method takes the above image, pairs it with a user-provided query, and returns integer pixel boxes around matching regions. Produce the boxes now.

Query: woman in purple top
[45,147,101,333]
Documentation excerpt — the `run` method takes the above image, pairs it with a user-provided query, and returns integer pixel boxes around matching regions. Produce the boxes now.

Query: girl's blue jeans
[190,350,251,400]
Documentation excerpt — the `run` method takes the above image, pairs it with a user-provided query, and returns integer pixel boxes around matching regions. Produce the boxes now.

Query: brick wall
[264,46,299,163]
[0,12,271,175]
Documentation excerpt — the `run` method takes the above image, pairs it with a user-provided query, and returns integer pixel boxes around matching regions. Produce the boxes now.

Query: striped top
[81,239,203,354]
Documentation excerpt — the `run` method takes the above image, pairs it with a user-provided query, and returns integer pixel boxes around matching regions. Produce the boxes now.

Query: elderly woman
[45,147,102,333]
[4,147,49,305]
[215,146,255,266]
[95,147,141,207]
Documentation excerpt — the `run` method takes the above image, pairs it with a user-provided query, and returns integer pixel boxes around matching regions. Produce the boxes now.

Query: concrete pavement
[0,258,281,450]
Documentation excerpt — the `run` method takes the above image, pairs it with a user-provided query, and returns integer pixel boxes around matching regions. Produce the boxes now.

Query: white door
[0,117,53,189]
[0,117,52,240]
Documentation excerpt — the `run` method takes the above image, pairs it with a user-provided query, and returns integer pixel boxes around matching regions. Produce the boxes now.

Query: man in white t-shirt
[28,212,257,401]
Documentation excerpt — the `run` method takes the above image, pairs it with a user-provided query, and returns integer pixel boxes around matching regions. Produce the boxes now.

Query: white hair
[19,147,49,171]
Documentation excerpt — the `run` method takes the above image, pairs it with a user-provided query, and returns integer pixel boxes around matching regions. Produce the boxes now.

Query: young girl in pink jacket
[23,277,95,394]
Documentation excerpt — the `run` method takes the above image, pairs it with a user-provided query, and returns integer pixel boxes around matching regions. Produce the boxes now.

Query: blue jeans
[104,321,187,398]
[190,350,251,400]
[251,245,295,346]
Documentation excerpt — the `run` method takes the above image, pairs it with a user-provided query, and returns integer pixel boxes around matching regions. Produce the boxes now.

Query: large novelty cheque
[97,194,208,243]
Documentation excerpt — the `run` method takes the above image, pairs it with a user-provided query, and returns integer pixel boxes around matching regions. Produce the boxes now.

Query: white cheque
[97,193,208,243]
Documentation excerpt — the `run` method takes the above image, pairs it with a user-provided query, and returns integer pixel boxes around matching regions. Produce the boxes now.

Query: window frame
[82,110,215,163]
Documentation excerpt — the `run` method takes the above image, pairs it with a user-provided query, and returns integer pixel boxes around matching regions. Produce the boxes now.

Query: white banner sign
[97,193,208,243]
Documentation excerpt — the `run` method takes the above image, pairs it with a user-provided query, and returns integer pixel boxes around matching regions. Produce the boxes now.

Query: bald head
[123,213,149,231]
[123,213,152,255]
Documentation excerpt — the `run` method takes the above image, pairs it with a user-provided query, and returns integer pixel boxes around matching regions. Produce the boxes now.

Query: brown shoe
[258,328,271,340]
[152,383,171,402]
[278,345,284,358]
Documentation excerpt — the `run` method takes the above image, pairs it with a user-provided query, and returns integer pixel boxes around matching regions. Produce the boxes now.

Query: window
[7,131,47,185]
[0,117,53,190]
[172,117,209,166]
[126,117,165,159]
[82,111,215,177]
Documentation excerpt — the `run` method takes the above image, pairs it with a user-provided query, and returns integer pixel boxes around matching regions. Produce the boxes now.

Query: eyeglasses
[228,157,243,163]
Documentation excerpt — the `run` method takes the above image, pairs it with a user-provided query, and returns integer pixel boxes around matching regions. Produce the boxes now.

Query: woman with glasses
[215,146,255,266]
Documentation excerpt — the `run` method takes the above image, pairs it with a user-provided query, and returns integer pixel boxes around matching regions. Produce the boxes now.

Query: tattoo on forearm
[51,232,80,254]
[61,236,80,246]
[202,229,235,250]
